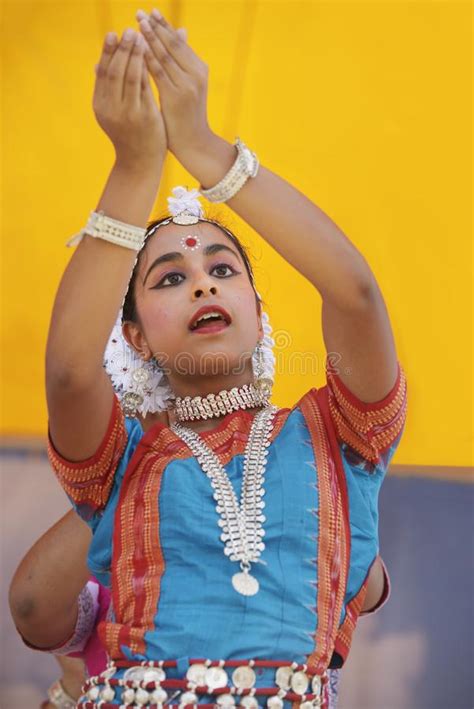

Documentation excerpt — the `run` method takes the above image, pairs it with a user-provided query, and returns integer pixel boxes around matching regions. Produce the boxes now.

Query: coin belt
[79,658,328,708]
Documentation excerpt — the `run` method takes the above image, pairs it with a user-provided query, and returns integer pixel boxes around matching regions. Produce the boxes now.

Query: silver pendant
[267,697,284,709]
[311,675,322,694]
[87,687,100,701]
[204,666,229,689]
[172,405,277,600]
[232,570,259,596]
[290,670,310,695]
[151,687,168,704]
[121,688,136,704]
[100,685,115,702]
[123,666,147,682]
[142,667,166,684]
[275,666,293,690]
[179,690,198,707]
[231,666,257,689]
[135,687,152,704]
[186,663,208,685]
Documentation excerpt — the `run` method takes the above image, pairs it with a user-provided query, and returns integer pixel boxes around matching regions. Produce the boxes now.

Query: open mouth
[189,307,232,333]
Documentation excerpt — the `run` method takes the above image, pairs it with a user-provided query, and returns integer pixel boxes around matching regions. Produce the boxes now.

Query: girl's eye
[212,264,237,277]
[152,263,238,289]
[154,272,184,288]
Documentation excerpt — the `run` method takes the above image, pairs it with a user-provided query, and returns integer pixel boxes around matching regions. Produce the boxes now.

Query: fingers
[140,24,176,96]
[123,33,146,108]
[138,15,183,88]
[104,28,139,103]
[140,58,155,108]
[93,32,118,100]
[147,8,195,73]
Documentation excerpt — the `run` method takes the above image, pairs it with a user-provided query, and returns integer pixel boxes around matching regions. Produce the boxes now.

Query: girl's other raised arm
[46,29,166,463]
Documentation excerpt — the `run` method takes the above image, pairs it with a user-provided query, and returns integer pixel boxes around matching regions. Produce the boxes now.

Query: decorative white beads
[179,690,199,708]
[100,684,115,702]
[275,666,293,691]
[311,675,322,694]
[124,666,148,682]
[121,687,136,704]
[143,667,166,684]
[81,660,326,708]
[291,670,310,695]
[203,666,229,689]
[87,686,100,701]
[186,663,208,684]
[199,138,259,204]
[232,666,257,689]
[135,687,152,705]
[300,697,323,709]
[67,210,147,250]
[151,687,168,704]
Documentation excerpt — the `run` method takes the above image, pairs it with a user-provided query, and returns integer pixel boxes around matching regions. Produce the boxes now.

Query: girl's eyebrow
[143,243,240,285]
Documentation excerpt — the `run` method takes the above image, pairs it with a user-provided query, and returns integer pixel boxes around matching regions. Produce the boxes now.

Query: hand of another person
[93,28,167,170]
[136,9,214,161]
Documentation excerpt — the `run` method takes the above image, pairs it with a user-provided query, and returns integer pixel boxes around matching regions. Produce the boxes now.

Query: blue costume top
[48,361,407,705]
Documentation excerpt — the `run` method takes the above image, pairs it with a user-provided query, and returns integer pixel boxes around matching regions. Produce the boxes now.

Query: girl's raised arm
[138,10,402,408]
[46,29,166,463]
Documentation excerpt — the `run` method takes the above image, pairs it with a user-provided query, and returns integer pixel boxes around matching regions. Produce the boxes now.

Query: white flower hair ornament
[103,186,276,417]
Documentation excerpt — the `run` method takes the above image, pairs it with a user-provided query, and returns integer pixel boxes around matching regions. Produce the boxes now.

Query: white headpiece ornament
[103,186,275,416]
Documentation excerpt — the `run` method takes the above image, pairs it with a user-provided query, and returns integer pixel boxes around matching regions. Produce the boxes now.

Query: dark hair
[122,211,260,324]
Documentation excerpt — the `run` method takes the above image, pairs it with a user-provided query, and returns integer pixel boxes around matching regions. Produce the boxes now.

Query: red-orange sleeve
[325,359,408,466]
[47,393,128,518]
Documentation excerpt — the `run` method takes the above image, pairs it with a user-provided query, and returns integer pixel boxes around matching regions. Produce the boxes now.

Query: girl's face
[123,221,263,397]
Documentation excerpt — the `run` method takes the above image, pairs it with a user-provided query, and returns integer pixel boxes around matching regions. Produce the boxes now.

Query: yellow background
[1,1,472,467]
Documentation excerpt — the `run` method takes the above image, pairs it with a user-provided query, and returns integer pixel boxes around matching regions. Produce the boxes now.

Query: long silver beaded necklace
[171,404,278,596]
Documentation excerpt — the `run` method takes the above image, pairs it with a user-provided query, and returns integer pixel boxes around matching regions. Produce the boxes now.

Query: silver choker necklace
[171,404,278,596]
[172,382,270,422]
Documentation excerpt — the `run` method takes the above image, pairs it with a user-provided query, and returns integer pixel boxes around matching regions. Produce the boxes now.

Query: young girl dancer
[43,8,407,708]
[12,511,369,708]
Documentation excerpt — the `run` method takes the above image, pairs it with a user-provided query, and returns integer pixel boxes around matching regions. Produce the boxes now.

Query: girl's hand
[93,29,167,170]
[136,9,214,160]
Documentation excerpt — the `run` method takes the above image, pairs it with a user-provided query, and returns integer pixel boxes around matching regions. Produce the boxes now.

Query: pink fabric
[68,577,110,675]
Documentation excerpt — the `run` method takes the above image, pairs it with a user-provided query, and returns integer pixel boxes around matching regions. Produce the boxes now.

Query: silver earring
[254,340,273,398]
[122,366,150,417]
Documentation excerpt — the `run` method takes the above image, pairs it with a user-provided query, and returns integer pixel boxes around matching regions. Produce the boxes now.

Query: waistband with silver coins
[79,658,328,708]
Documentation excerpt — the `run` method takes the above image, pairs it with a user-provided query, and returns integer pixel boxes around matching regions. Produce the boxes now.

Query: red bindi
[180,234,201,251]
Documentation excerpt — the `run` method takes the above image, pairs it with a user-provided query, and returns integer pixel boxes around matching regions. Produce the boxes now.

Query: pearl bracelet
[47,678,77,709]
[66,210,147,251]
[199,137,259,203]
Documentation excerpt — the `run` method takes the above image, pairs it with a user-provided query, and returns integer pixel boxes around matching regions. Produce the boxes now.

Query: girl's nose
[192,284,218,300]
[191,273,219,301]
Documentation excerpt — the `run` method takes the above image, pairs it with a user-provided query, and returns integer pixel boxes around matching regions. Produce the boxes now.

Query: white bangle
[47,679,77,708]
[66,210,147,251]
[199,137,259,203]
